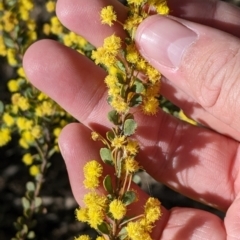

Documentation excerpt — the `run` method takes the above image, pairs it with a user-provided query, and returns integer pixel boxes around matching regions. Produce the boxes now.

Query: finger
[135,15,240,137]
[59,123,226,240]
[23,40,240,211]
[168,0,240,37]
[225,193,240,240]
[161,76,240,141]
[161,208,225,240]
[23,39,110,125]
[56,0,240,49]
[56,0,127,47]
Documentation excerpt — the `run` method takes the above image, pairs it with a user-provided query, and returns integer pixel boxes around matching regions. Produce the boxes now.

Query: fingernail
[135,16,198,68]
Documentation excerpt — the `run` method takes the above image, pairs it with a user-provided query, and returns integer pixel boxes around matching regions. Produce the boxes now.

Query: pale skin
[23,0,240,239]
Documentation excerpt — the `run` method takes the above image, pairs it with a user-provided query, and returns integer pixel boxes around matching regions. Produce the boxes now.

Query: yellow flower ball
[100,6,117,26]
[0,128,11,146]
[17,67,26,78]
[46,1,55,13]
[29,165,40,177]
[74,235,91,240]
[22,153,33,166]
[3,113,15,127]
[75,207,88,222]
[109,199,126,220]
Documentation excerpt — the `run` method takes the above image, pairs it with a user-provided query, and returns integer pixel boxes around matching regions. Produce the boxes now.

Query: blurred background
[1,0,240,239]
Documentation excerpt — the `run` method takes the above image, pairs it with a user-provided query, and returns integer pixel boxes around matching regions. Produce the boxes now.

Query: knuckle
[191,45,240,121]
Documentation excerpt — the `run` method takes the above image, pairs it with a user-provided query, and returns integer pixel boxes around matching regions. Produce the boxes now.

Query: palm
[23,0,240,239]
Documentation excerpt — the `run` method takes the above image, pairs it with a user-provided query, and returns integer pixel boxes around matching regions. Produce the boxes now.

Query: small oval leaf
[103,175,113,194]
[0,101,4,114]
[122,191,136,206]
[26,181,35,191]
[123,119,137,136]
[108,110,121,125]
[100,148,113,165]
[27,231,35,239]
[129,94,142,107]
[34,197,42,208]
[22,197,30,210]
[106,131,114,142]
[98,222,110,234]
[134,79,145,93]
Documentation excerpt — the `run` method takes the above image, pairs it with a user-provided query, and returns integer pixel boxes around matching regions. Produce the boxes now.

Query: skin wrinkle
[161,208,223,240]
[80,77,108,125]
[194,47,231,108]
[182,32,240,130]
[209,47,240,129]
[167,121,186,170]
[202,138,236,202]
[149,113,181,178]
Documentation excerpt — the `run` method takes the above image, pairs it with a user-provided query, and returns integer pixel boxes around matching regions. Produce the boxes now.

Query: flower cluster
[75,1,169,239]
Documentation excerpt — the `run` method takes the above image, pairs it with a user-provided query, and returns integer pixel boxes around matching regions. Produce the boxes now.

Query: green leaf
[34,197,42,208]
[129,94,142,107]
[133,174,141,185]
[98,222,110,234]
[22,224,28,234]
[120,84,128,99]
[100,148,113,165]
[84,42,95,52]
[116,73,125,84]
[24,209,31,218]
[22,197,30,210]
[123,119,137,136]
[103,175,113,194]
[24,87,34,98]
[0,101,4,114]
[26,191,34,200]
[108,110,121,125]
[134,80,145,93]
[27,231,35,239]
[106,131,114,142]
[17,216,25,224]
[26,182,35,191]
[6,0,18,7]
[107,96,113,105]
[13,222,22,231]
[3,36,15,48]
[116,60,126,73]
[122,191,136,206]
[118,227,127,240]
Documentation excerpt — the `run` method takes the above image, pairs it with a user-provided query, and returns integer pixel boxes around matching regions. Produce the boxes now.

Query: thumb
[135,15,240,134]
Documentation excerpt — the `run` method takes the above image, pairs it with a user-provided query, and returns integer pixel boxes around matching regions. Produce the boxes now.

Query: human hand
[23,0,240,239]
